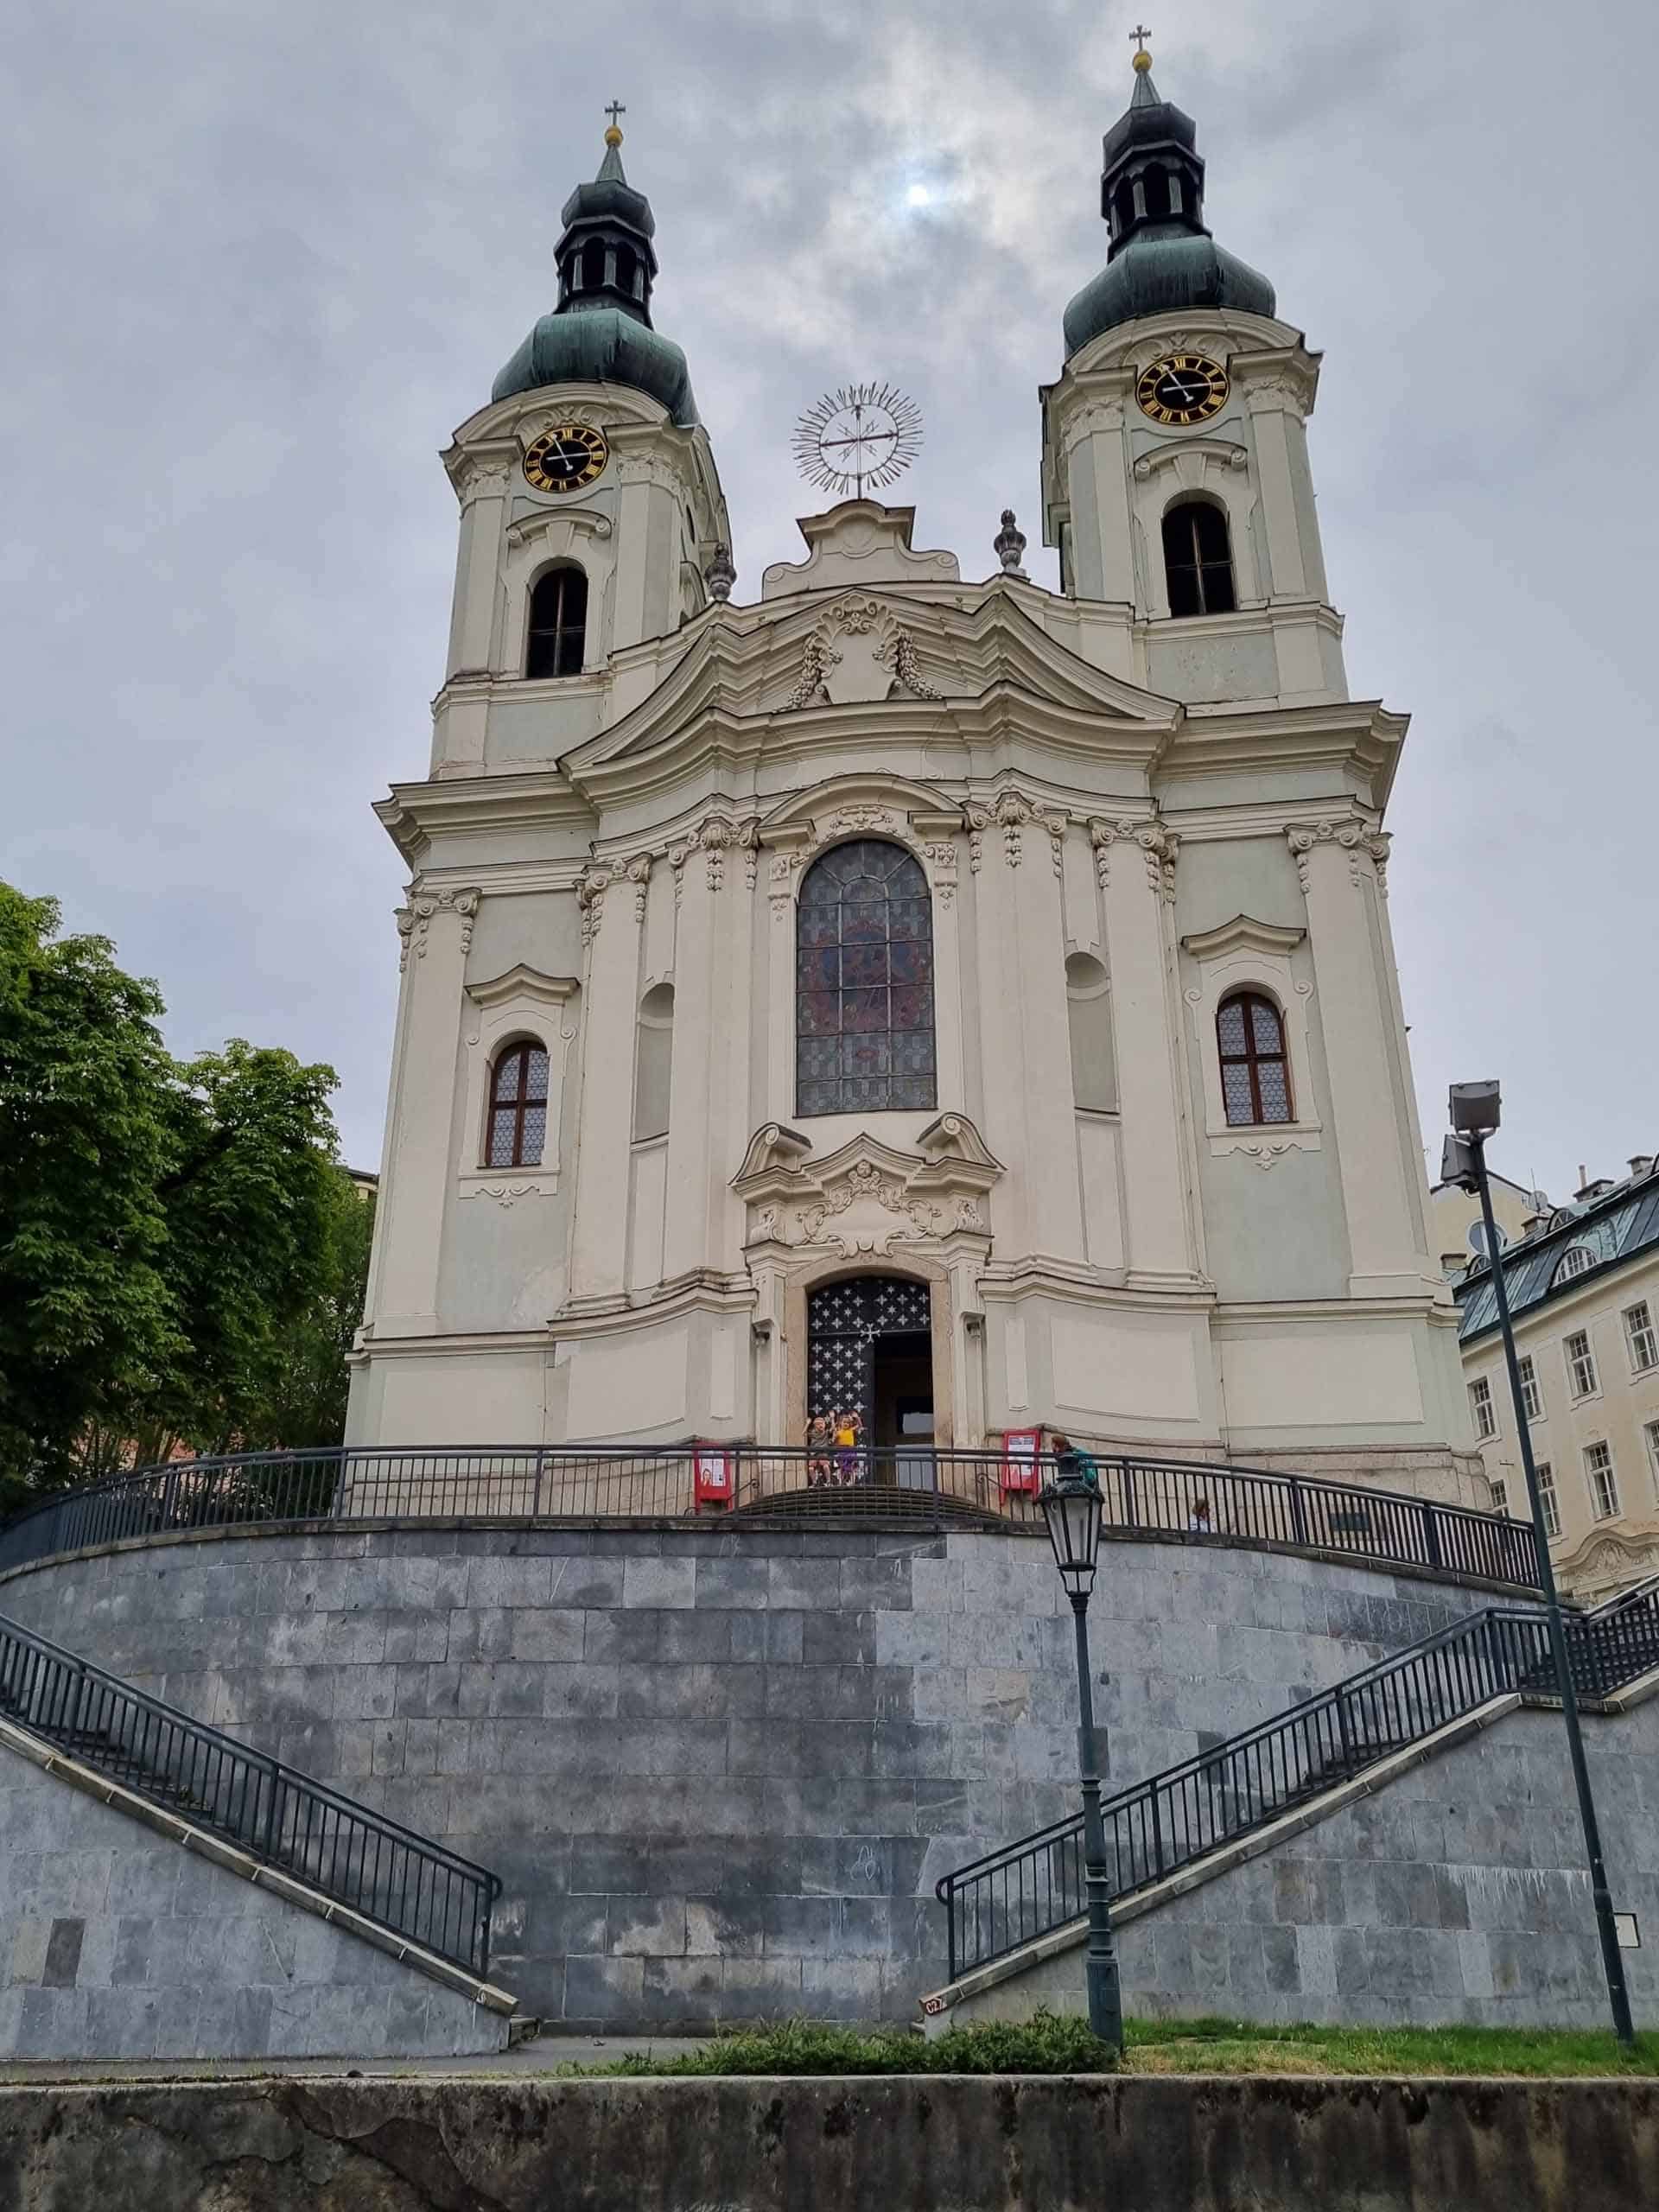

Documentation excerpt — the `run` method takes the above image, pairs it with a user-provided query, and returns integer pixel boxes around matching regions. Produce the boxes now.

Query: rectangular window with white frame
[1624,1300,1658,1375]
[1516,1353,1543,1421]
[1585,1440,1619,1521]
[1564,1330,1599,1401]
[1646,1420,1659,1498]
[1467,1376,1497,1440]
[1491,1478,1508,1515]
[1535,1461,1562,1540]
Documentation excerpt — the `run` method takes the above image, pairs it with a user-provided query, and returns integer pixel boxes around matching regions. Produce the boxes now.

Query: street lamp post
[1443,1079,1635,2047]
[1038,1463,1123,2051]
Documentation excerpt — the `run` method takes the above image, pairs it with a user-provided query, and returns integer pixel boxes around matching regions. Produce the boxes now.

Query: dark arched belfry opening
[807,1275,934,1488]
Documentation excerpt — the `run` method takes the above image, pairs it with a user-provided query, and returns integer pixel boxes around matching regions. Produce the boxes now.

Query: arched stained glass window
[797,840,936,1116]
[486,1041,550,1167]
[1217,991,1293,1128]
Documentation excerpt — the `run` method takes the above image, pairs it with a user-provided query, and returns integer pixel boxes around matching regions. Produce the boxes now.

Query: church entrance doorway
[806,1275,935,1491]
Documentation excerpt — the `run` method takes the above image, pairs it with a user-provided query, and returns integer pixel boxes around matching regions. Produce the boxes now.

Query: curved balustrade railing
[0,1441,1540,1591]
[935,1579,1659,1986]
[0,1610,499,1977]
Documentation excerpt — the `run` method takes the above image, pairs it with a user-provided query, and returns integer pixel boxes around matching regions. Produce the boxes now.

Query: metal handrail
[0,1443,1541,1591]
[935,1580,1659,1985]
[0,1610,500,1978]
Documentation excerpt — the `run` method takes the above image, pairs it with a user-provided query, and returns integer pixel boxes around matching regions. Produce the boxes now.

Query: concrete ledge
[920,1694,1522,2024]
[0,2074,1654,2209]
[0,1716,517,2018]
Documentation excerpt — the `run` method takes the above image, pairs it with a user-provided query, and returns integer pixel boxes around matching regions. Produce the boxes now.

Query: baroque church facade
[348,58,1480,1504]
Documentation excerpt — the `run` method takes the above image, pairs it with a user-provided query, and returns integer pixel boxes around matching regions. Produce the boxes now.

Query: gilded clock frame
[1135,353,1230,429]
[523,423,611,494]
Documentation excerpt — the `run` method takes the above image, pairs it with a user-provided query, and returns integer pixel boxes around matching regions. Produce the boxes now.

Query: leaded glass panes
[796,841,936,1115]
[486,1043,550,1167]
[1216,990,1292,1128]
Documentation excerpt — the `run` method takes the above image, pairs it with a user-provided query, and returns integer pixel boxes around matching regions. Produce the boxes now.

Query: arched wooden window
[797,840,936,1116]
[525,567,587,679]
[1163,499,1236,618]
[1217,991,1292,1128]
[486,1041,550,1167]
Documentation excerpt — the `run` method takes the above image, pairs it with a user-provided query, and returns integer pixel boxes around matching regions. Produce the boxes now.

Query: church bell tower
[1042,41,1343,708]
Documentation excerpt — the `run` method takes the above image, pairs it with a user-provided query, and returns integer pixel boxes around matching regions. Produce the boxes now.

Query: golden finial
[604,99,626,147]
[1130,23,1154,71]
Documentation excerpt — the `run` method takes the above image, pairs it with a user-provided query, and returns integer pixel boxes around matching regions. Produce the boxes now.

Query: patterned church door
[806,1275,933,1487]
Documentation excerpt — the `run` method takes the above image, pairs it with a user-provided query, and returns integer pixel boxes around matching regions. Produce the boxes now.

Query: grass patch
[561,2012,1119,2077]
[1121,2015,1659,2078]
[553,2012,1659,2080]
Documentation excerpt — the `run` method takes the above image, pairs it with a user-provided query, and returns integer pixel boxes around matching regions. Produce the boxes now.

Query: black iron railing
[936,1580,1659,1985]
[0,1611,499,1978]
[0,1444,1541,1590]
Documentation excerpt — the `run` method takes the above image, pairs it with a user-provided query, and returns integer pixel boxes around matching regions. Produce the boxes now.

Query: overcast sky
[3,0,1655,1202]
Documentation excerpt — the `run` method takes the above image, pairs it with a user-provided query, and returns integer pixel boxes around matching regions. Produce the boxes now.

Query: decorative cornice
[1181,915,1306,962]
[465,964,580,1014]
[1133,439,1249,482]
[505,506,613,550]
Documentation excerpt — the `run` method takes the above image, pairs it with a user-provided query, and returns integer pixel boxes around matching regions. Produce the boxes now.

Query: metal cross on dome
[1130,24,1153,59]
[605,99,626,129]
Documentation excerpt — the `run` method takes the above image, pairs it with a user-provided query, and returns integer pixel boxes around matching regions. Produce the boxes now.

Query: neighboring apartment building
[1429,1166,1548,1274]
[1456,1155,1659,1599]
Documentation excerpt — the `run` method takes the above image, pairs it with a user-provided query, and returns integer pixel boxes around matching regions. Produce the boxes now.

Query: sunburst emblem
[792,382,924,500]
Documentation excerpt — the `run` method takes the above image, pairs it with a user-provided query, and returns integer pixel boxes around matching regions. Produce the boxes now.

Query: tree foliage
[0,882,362,1499]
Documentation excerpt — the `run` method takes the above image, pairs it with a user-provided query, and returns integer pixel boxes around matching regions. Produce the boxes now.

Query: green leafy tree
[0,883,352,1502]
[238,1167,374,1452]
[0,885,181,1491]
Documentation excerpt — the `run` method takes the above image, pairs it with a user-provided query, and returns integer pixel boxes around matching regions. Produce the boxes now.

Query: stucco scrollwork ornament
[448,887,481,956]
[1061,397,1125,456]
[963,803,991,874]
[667,841,692,906]
[921,839,959,910]
[880,630,945,702]
[450,454,514,502]
[1286,818,1389,896]
[733,1116,1002,1258]
[697,816,734,892]
[1087,817,1177,899]
[826,801,896,838]
[624,851,653,921]
[465,1180,543,1209]
[784,631,840,711]
[994,789,1033,868]
[576,863,618,944]
[394,896,435,969]
[1087,818,1116,888]
[398,886,480,964]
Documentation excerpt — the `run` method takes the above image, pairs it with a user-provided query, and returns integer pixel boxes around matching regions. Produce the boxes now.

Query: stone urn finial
[703,540,737,603]
[994,508,1028,582]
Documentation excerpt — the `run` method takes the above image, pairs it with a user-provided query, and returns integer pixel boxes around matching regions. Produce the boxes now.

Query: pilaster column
[569,857,650,1309]
[446,462,512,677]
[1287,820,1425,1296]
[914,813,967,1112]
[371,887,480,1336]
[711,819,760,1274]
[661,829,719,1280]
[997,793,1084,1265]
[964,804,1030,1254]
[1092,819,1198,1287]
[1064,399,1134,605]
[762,829,811,1122]
[610,464,656,652]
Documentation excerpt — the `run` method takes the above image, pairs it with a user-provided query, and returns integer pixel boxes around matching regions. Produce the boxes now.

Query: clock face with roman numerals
[523,423,609,493]
[1135,353,1230,427]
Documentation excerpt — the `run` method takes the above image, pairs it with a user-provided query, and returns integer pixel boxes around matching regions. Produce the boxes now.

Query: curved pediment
[733,1117,1004,1258]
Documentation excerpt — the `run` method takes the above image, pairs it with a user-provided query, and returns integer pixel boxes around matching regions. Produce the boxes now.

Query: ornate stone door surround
[733,1117,1002,1446]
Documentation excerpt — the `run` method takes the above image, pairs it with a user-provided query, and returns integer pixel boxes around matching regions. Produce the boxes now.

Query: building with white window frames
[1456,1154,1659,1598]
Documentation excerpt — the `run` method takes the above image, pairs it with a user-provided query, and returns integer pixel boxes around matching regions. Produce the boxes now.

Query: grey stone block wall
[0,1527,1496,2027]
[0,1748,508,2060]
[967,1699,1659,2031]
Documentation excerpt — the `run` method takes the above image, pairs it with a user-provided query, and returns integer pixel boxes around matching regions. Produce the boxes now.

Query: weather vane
[792,382,924,501]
